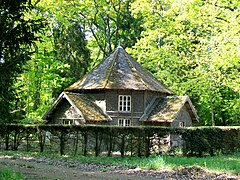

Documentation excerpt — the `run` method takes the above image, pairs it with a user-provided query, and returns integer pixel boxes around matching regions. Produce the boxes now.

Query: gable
[43,92,111,122]
[49,99,83,120]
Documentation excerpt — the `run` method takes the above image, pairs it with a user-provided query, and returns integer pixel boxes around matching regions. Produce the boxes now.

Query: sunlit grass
[0,168,23,180]
[0,150,239,174]
[162,154,240,174]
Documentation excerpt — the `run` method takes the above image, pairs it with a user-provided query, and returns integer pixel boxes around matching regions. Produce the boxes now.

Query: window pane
[118,119,131,126]
[118,95,131,112]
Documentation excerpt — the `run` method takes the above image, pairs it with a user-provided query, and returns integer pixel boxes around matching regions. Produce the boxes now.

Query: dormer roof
[140,96,199,122]
[43,92,111,122]
[65,46,172,94]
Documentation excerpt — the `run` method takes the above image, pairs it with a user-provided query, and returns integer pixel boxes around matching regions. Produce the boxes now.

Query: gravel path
[0,155,239,180]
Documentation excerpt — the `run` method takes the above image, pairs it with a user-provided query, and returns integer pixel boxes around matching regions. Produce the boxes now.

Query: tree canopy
[0,0,45,122]
[0,0,239,125]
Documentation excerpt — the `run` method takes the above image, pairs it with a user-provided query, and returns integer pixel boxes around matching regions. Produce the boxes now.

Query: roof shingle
[140,96,199,122]
[43,92,111,122]
[65,46,172,94]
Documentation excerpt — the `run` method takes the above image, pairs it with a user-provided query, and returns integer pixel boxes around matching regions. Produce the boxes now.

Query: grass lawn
[0,168,23,180]
[0,150,239,175]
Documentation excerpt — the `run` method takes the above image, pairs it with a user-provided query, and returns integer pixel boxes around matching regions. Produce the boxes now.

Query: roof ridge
[124,50,150,90]
[103,47,120,89]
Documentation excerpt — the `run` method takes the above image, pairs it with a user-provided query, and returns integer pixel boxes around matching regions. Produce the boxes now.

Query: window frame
[118,95,131,112]
[179,121,185,127]
[118,119,131,126]
[63,120,73,125]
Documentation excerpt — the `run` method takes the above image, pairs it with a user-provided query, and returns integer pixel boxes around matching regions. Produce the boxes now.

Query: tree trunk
[120,135,125,157]
[59,131,66,156]
[38,129,45,153]
[26,129,30,152]
[83,132,88,156]
[145,136,150,157]
[107,133,112,157]
[74,131,79,156]
[210,85,215,126]
[95,131,99,156]
[5,133,9,150]
[137,136,142,157]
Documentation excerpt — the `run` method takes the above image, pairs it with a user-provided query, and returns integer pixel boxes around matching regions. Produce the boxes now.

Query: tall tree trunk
[210,85,215,126]
[107,133,112,157]
[83,132,88,156]
[120,135,125,157]
[74,130,79,156]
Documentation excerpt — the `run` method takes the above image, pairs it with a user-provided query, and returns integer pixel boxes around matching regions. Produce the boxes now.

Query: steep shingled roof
[140,96,199,122]
[65,46,172,94]
[43,92,111,122]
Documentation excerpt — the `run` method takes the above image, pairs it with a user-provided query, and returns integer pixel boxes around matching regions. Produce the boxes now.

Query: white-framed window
[118,119,131,126]
[118,95,131,112]
[63,120,73,125]
[179,122,185,127]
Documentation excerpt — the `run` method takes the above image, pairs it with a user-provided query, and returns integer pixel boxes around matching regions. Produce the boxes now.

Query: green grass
[0,150,239,174]
[0,168,23,180]
[162,154,240,174]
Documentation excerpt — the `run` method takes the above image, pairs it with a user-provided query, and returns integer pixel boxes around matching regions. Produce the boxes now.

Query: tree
[75,0,144,60]
[14,36,73,123]
[0,0,45,123]
[129,0,240,125]
[53,23,91,80]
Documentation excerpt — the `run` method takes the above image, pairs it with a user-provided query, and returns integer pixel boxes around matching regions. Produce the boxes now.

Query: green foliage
[0,124,239,157]
[129,0,240,125]
[0,168,23,180]
[64,0,144,60]
[53,23,90,80]
[163,152,240,174]
[2,0,239,126]
[0,0,45,123]
[14,38,73,122]
[182,127,240,156]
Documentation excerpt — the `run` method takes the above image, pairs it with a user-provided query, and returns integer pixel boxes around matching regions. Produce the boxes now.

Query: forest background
[0,0,239,126]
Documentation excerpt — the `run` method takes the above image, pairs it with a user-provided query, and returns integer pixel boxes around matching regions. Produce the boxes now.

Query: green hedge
[0,124,239,157]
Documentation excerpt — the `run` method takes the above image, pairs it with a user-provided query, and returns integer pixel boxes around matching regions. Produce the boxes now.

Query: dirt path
[0,155,239,180]
[0,156,150,180]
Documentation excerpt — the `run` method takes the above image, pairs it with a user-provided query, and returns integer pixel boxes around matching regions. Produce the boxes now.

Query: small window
[118,119,131,126]
[63,120,72,125]
[118,95,131,112]
[179,122,185,127]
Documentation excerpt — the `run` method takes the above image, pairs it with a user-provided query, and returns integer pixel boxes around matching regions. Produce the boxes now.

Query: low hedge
[0,124,239,157]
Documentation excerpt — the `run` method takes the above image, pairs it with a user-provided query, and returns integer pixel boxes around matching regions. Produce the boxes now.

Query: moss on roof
[65,46,172,94]
[141,96,198,122]
[43,92,111,122]
[66,92,111,121]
